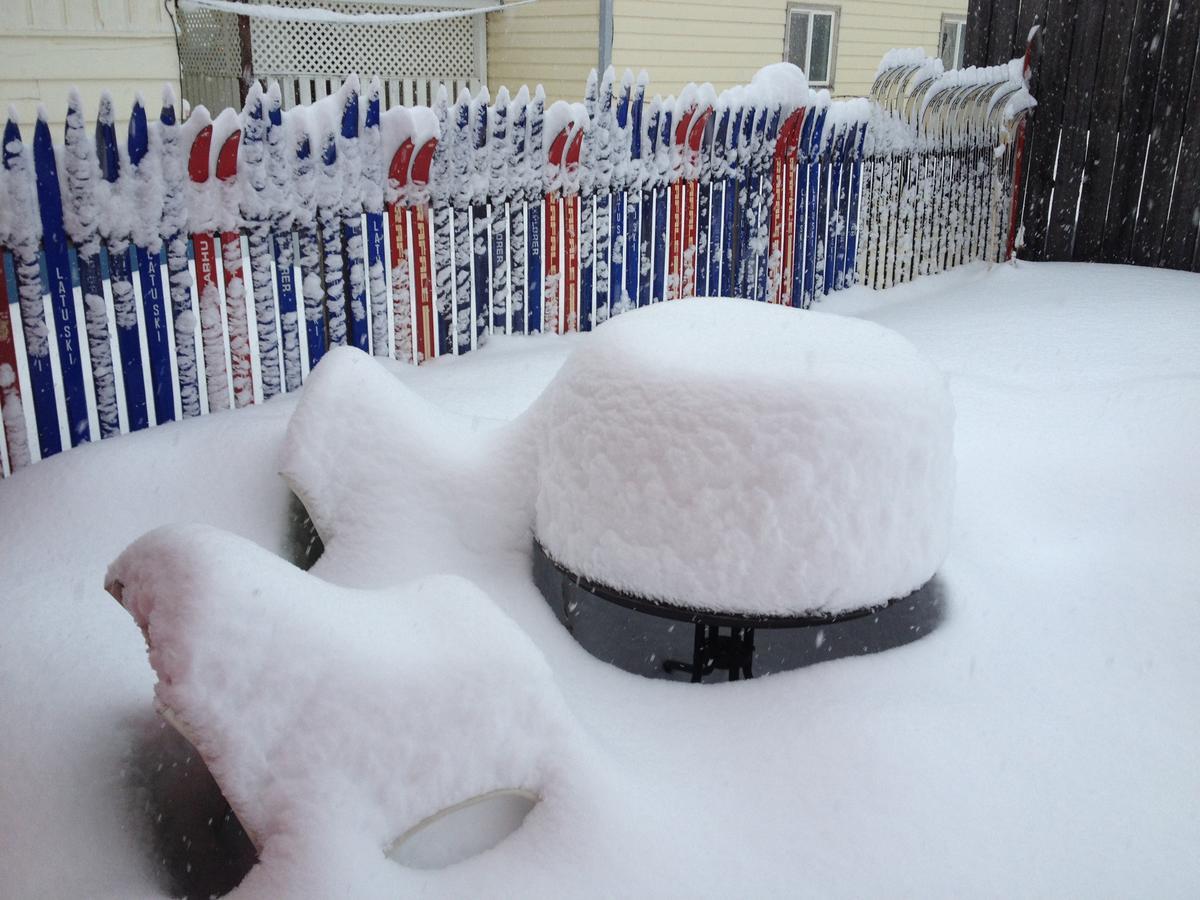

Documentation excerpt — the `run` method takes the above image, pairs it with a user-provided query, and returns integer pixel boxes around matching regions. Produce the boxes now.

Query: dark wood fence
[967,0,1200,272]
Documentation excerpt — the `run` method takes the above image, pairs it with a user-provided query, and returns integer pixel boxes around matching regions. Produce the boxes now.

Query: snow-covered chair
[106,524,583,885]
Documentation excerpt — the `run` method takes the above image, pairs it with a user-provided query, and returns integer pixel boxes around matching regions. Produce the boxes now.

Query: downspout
[599,0,613,72]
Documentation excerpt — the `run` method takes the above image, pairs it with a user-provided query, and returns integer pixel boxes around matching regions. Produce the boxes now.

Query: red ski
[542,122,572,335]
[388,135,439,363]
[770,108,806,305]
[187,123,232,412]
[561,126,584,332]
[214,129,253,408]
[0,263,30,473]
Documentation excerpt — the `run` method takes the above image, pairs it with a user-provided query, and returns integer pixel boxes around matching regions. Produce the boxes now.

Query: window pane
[939,22,957,69]
[788,12,810,70]
[810,13,832,83]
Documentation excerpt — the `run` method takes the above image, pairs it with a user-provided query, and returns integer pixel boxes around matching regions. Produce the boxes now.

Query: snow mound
[281,347,534,588]
[105,524,579,878]
[530,298,955,616]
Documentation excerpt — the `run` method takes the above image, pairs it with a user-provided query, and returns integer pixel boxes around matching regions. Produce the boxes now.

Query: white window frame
[939,14,967,70]
[784,4,840,90]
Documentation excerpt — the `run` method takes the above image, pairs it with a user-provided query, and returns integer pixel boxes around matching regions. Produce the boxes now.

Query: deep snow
[0,261,1197,897]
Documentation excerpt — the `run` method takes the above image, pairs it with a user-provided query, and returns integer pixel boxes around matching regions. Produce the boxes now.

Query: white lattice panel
[248,0,480,79]
[177,4,242,78]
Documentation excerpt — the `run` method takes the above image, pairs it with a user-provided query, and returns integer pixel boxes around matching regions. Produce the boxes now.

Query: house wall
[486,0,599,103]
[612,0,967,99]
[0,0,181,134]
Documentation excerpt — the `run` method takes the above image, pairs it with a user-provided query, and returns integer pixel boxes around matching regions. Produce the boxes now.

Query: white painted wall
[0,0,181,135]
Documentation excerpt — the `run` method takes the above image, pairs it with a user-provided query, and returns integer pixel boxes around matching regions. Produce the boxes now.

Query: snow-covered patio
[1,260,1197,897]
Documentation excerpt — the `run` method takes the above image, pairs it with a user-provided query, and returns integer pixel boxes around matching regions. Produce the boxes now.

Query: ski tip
[513,84,530,106]
[35,103,49,124]
[495,85,511,107]
[162,83,176,108]
[534,84,546,102]
[637,70,650,89]
[97,91,115,126]
[66,85,83,109]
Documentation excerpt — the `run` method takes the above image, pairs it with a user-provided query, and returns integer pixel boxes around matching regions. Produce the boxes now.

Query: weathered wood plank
[1131,0,1200,267]
[1018,0,1074,259]
[965,0,995,68]
[1101,0,1170,263]
[1043,0,1107,260]
[1071,0,1140,262]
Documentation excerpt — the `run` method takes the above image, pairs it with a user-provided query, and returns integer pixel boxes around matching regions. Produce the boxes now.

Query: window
[786,6,838,89]
[939,15,966,70]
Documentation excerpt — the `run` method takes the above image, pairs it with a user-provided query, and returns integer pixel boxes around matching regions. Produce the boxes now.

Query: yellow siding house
[488,0,970,101]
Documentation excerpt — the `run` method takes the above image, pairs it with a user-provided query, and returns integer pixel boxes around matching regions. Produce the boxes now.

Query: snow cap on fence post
[468,85,490,206]
[426,84,452,207]
[543,100,574,196]
[61,88,101,258]
[488,85,511,202]
[360,76,385,216]
[524,86,545,201]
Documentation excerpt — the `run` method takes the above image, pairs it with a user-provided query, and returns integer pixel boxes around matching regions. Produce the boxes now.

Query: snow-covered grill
[529,297,955,682]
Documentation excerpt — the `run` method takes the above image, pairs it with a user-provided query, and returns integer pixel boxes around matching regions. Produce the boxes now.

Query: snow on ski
[32,112,91,444]
[316,121,348,352]
[487,87,510,335]
[383,101,439,362]
[238,85,283,399]
[338,80,370,353]
[96,94,150,431]
[590,68,616,327]
[213,112,254,407]
[524,87,545,334]
[386,135,415,361]
[61,89,121,435]
[468,87,490,348]
[578,71,598,332]
[0,249,30,471]
[682,88,714,300]
[608,71,633,317]
[542,101,572,335]
[802,106,828,308]
[158,87,203,417]
[184,112,232,411]
[507,87,530,334]
[126,97,175,424]
[263,83,303,391]
[361,78,389,357]
[650,100,671,305]
[2,114,60,457]
[624,74,646,311]
[770,105,805,305]
[561,117,585,332]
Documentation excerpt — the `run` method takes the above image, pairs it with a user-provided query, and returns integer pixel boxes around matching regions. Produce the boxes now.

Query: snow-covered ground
[1,261,1197,897]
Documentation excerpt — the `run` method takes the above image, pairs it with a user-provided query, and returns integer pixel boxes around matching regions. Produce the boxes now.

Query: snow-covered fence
[0,55,1032,476]
[857,49,1036,289]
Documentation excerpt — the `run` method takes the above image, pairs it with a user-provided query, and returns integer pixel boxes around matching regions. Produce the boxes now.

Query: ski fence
[0,52,1034,476]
